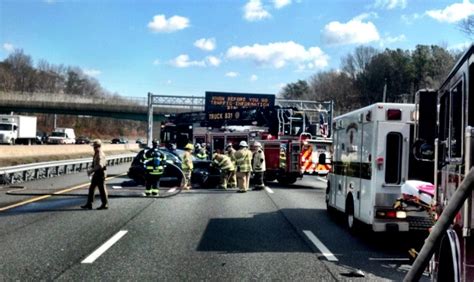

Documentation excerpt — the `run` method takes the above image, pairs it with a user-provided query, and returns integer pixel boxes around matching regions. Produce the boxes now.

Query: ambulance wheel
[326,186,336,217]
[345,197,359,233]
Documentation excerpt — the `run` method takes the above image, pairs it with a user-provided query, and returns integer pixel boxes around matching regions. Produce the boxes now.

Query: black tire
[437,231,459,281]
[345,197,359,234]
[278,176,297,185]
[326,181,336,217]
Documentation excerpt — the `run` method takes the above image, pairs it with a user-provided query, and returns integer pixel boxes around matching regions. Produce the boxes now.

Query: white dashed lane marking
[303,230,338,261]
[316,177,328,183]
[264,187,274,194]
[82,230,128,264]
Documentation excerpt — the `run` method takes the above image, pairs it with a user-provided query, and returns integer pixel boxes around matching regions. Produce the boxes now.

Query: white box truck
[0,115,37,145]
[47,127,76,144]
[326,103,434,232]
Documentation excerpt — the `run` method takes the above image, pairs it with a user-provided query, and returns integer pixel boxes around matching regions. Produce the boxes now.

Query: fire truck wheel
[277,176,297,185]
[437,230,460,281]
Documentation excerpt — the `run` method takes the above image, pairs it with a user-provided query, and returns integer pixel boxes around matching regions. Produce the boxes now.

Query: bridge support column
[147,92,153,147]
[153,121,161,143]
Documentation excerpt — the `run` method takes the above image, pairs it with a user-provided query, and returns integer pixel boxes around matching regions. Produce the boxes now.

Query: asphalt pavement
[0,168,429,281]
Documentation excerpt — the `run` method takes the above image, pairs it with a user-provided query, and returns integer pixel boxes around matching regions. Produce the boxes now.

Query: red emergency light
[386,109,402,120]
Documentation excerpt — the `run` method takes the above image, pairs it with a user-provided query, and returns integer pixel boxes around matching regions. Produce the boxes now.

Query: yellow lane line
[0,173,126,212]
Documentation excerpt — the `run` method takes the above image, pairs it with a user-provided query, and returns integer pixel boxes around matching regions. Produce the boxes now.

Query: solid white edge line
[302,230,338,261]
[82,230,128,264]
[264,187,274,194]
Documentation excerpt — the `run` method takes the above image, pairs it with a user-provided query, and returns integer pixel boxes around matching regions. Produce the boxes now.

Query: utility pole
[382,78,387,102]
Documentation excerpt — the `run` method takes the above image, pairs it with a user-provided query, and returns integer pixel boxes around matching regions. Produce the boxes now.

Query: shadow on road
[197,207,429,280]
[197,210,311,253]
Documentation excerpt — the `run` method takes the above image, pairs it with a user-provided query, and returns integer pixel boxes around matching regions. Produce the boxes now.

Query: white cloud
[380,34,406,46]
[372,0,407,10]
[170,54,205,68]
[244,0,271,21]
[250,74,258,81]
[226,41,329,70]
[170,54,220,68]
[449,41,472,51]
[153,59,160,65]
[273,0,291,9]
[3,43,14,52]
[148,14,190,33]
[194,38,216,51]
[322,14,380,45]
[83,69,101,77]
[401,13,423,24]
[206,56,221,66]
[426,1,474,23]
[226,72,239,77]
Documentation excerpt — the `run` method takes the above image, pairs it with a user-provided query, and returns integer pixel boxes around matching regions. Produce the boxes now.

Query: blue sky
[1,0,472,98]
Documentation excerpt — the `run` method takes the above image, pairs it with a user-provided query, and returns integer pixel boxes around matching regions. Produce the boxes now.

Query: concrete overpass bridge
[0,92,331,122]
[0,92,205,121]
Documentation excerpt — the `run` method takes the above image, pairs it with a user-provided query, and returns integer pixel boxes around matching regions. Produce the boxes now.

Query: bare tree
[0,62,15,92]
[5,49,35,93]
[459,15,474,39]
[309,71,359,114]
[341,46,380,80]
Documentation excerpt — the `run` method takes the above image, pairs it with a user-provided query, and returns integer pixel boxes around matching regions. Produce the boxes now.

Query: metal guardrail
[0,153,135,185]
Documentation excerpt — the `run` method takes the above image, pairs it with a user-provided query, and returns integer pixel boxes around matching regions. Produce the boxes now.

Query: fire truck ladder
[275,99,333,138]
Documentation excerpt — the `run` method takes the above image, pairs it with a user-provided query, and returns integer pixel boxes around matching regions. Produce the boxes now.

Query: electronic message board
[205,91,275,125]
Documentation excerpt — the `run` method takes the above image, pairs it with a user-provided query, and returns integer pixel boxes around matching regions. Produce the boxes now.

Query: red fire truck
[406,44,474,281]
[160,91,333,185]
[190,126,303,185]
[189,101,333,185]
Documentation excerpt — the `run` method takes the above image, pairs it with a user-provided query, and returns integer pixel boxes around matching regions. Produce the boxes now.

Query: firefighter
[251,141,266,190]
[141,139,166,196]
[194,143,202,156]
[234,140,253,193]
[212,151,235,190]
[225,143,237,188]
[182,143,194,190]
[196,143,208,160]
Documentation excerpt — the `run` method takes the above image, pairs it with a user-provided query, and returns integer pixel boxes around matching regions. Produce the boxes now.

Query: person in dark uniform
[141,139,166,196]
[81,139,108,210]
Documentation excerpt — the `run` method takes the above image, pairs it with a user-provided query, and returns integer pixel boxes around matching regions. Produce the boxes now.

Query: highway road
[0,163,429,281]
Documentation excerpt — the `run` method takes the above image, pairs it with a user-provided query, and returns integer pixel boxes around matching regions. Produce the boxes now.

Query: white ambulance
[326,103,433,232]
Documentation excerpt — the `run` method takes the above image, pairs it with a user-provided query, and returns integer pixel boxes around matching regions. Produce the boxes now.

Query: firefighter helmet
[225,143,233,149]
[253,141,262,148]
[92,139,102,147]
[185,143,194,150]
[239,140,248,147]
